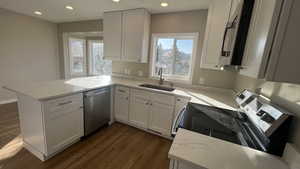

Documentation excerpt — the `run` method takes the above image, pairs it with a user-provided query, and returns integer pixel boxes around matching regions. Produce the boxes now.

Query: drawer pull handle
[118,89,126,93]
[58,101,72,106]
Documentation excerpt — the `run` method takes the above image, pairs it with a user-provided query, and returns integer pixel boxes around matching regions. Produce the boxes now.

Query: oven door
[171,107,186,137]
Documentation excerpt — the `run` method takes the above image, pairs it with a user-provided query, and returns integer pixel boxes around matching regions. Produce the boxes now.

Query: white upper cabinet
[240,0,300,84]
[122,9,150,62]
[103,9,150,63]
[265,0,300,84]
[240,0,278,78]
[200,0,232,70]
[103,11,122,60]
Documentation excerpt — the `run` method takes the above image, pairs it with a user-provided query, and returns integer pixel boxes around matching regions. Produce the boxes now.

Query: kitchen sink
[139,84,175,92]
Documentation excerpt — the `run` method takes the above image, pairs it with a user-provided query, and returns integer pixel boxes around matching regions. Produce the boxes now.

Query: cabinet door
[240,0,278,78]
[103,11,122,60]
[44,107,84,155]
[200,0,232,69]
[129,94,150,129]
[149,102,174,136]
[114,90,129,123]
[122,9,150,62]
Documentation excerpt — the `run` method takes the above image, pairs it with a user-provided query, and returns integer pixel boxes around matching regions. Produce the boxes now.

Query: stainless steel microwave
[219,0,255,68]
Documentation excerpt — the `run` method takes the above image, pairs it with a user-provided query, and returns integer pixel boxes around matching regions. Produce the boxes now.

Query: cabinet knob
[177,98,181,101]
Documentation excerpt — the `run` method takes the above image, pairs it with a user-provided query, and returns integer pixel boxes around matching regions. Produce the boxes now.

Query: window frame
[68,37,87,77]
[87,39,112,76]
[150,33,199,84]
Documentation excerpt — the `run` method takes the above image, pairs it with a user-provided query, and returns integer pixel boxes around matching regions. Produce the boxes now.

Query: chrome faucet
[158,67,164,85]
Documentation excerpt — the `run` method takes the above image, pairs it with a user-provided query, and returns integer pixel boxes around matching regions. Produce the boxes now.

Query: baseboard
[0,99,17,105]
[283,143,300,169]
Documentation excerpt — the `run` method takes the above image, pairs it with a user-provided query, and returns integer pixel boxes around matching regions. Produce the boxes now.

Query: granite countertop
[4,75,237,110]
[169,128,289,169]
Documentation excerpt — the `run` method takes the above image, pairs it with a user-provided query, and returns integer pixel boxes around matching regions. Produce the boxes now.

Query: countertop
[169,128,289,169]
[4,76,237,110]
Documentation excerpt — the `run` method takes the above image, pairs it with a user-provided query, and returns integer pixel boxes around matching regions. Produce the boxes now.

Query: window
[69,38,87,76]
[151,33,198,82]
[66,33,112,78]
[88,40,112,75]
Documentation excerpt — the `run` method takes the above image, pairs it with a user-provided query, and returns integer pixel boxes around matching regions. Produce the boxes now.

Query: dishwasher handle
[84,88,110,97]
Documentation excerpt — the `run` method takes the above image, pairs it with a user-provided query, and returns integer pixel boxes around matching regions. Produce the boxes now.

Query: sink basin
[139,84,175,92]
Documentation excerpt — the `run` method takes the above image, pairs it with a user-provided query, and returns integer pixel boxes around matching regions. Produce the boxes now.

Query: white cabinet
[114,86,130,123]
[240,0,278,78]
[169,159,203,169]
[103,11,122,60]
[200,0,232,70]
[43,94,84,156]
[240,0,300,84]
[129,88,175,136]
[122,9,150,62]
[130,89,151,128]
[149,102,174,135]
[17,93,84,161]
[103,9,150,63]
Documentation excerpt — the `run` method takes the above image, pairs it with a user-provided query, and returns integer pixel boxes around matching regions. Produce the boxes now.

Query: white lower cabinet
[170,159,204,169]
[17,93,84,161]
[129,89,151,128]
[127,88,176,136]
[43,93,84,156]
[44,108,83,155]
[149,102,174,135]
[114,86,130,123]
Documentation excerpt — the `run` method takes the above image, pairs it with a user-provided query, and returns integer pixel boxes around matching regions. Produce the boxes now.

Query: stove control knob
[256,110,266,117]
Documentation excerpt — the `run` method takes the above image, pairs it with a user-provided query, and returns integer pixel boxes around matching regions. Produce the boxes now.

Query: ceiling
[0,0,211,23]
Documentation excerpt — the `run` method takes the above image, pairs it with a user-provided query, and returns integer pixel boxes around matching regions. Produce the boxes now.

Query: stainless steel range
[172,90,293,156]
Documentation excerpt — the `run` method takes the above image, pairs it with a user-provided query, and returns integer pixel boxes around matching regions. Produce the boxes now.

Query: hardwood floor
[0,103,172,169]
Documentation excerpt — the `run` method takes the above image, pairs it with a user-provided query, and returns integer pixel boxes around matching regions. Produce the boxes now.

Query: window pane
[152,35,196,81]
[90,41,112,75]
[174,39,193,76]
[155,38,174,75]
[70,39,85,73]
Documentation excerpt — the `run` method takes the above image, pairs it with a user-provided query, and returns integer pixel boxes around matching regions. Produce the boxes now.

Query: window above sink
[150,33,199,83]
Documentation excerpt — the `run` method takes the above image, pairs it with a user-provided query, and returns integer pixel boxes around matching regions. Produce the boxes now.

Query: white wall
[0,8,60,103]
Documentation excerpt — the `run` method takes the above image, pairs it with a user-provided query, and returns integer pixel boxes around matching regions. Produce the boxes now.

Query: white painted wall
[0,8,60,103]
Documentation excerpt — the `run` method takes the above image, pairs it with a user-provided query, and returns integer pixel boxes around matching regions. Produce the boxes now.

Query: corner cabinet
[200,0,233,70]
[103,9,150,63]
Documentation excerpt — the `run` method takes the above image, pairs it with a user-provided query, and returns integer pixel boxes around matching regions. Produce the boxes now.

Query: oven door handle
[171,107,186,136]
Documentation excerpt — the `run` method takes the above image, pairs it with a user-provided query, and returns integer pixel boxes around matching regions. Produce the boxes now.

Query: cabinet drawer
[115,86,130,95]
[131,89,151,100]
[151,93,175,106]
[44,93,83,113]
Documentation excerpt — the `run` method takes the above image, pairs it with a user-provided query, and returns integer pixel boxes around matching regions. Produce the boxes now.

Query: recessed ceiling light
[112,0,120,2]
[160,2,169,7]
[65,5,74,10]
[34,11,42,15]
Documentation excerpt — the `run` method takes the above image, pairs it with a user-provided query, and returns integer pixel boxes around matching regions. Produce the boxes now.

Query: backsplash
[234,74,300,151]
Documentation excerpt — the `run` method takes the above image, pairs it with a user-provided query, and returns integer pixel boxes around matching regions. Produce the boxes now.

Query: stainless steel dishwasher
[83,87,110,136]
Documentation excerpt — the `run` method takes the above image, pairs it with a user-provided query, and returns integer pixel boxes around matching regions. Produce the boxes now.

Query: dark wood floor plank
[0,103,172,169]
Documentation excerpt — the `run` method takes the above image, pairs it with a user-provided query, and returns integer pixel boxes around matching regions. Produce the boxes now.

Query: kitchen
[0,0,300,169]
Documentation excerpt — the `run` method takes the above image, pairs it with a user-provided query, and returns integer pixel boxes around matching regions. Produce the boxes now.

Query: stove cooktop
[178,103,266,151]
